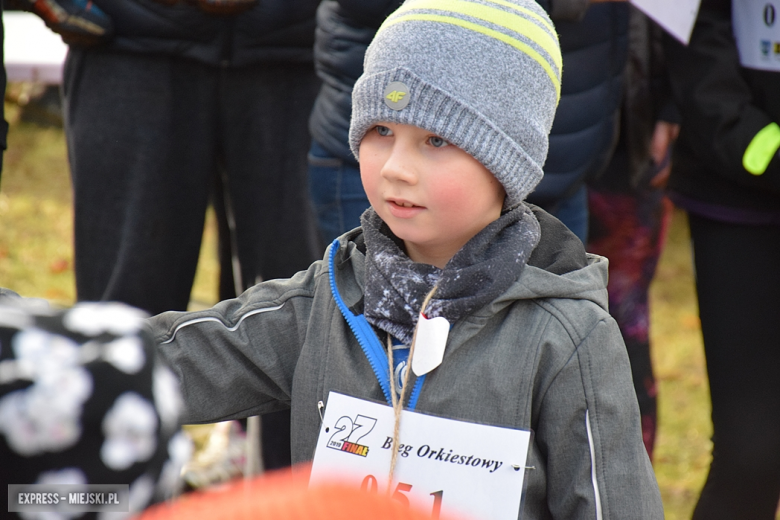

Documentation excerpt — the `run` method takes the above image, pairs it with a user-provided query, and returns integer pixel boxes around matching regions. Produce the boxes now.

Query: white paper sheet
[311,392,532,520]
[631,0,702,44]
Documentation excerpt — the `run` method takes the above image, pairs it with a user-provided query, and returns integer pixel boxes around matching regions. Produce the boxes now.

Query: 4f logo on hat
[384,81,411,110]
[387,91,406,103]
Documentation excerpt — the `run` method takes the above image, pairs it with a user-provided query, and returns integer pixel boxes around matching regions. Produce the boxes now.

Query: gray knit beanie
[349,0,562,207]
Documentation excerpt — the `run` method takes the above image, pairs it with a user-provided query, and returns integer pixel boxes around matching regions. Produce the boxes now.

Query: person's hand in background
[8,0,112,46]
[649,120,680,188]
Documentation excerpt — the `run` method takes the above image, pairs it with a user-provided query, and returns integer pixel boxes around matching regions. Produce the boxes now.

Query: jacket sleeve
[537,317,664,519]
[147,262,322,424]
[664,0,780,191]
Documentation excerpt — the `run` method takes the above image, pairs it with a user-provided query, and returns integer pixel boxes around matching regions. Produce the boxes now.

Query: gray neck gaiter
[361,203,541,345]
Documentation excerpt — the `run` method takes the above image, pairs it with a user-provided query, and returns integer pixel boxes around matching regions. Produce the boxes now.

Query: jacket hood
[500,205,610,311]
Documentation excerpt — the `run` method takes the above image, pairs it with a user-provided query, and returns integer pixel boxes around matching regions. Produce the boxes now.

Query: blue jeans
[307,141,370,244]
[529,184,589,244]
[551,185,589,244]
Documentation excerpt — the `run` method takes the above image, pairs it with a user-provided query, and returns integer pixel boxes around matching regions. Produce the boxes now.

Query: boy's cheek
[427,183,472,208]
[359,167,382,209]
[358,133,380,159]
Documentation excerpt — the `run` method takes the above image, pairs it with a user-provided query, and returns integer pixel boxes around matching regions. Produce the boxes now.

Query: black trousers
[63,49,322,470]
[689,214,780,520]
[63,48,322,315]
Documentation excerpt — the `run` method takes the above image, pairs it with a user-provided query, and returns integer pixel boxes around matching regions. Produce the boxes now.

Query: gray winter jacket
[149,208,663,519]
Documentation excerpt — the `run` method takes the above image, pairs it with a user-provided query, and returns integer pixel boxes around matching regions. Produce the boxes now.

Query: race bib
[310,392,532,520]
[733,0,780,71]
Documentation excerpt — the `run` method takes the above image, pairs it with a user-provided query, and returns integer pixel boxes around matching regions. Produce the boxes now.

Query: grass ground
[0,98,722,518]
[648,210,712,519]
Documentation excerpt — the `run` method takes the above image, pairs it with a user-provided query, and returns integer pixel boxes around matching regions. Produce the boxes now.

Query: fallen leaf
[49,258,69,273]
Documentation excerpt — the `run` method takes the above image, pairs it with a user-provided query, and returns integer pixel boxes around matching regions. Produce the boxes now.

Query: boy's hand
[8,0,113,47]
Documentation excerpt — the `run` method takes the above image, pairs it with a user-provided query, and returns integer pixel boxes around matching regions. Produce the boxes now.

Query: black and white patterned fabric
[0,290,190,519]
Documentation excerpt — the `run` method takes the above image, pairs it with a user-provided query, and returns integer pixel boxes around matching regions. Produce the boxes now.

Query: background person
[664,0,780,517]
[61,0,322,317]
[586,7,679,459]
[306,0,402,244]
[23,0,323,472]
[525,0,629,242]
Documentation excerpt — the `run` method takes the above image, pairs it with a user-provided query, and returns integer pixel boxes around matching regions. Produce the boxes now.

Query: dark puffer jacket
[91,0,320,67]
[528,1,629,206]
[308,0,402,162]
[664,0,780,215]
[309,0,629,209]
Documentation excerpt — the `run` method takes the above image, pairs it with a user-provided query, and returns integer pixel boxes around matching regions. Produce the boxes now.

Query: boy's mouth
[386,198,424,218]
[387,197,422,209]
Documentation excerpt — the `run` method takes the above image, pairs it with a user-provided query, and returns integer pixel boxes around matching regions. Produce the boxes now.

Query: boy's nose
[380,145,418,185]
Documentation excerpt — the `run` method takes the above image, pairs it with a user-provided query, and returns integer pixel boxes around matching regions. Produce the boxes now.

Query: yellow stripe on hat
[388,0,561,72]
[381,12,561,100]
[480,0,556,36]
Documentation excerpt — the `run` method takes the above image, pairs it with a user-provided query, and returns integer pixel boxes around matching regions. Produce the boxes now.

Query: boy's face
[359,122,505,268]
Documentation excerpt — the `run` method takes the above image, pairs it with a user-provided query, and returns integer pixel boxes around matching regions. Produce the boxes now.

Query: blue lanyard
[328,239,425,410]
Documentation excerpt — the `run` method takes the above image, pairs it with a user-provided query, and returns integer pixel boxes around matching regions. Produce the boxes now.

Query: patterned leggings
[587,186,673,460]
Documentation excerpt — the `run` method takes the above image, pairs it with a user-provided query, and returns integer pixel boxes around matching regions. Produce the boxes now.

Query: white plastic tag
[411,313,449,376]
[733,0,780,72]
[310,392,532,520]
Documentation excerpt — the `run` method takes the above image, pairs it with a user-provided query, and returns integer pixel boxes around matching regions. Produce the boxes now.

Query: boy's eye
[428,135,449,148]
[376,125,392,137]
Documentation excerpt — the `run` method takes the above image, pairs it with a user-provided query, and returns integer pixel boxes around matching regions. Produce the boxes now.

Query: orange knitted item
[136,464,465,520]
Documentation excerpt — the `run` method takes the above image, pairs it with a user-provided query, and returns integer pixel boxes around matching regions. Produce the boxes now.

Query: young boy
[150,0,664,517]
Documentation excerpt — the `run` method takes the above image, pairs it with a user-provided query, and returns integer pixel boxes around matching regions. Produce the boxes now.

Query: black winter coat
[91,0,320,67]
[308,0,402,162]
[528,1,629,206]
[665,0,780,214]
